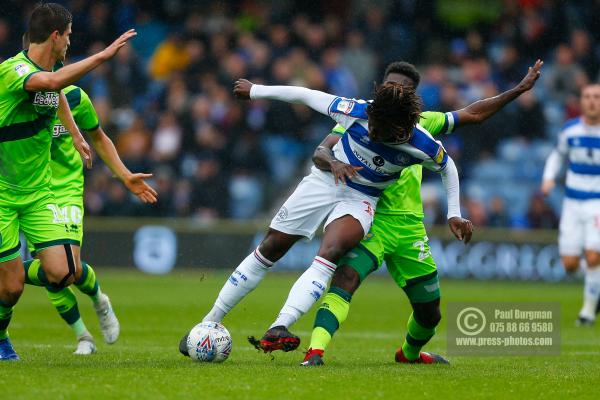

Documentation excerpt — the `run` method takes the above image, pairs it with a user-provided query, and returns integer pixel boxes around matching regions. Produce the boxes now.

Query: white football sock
[270,256,336,329]
[203,248,272,322]
[579,265,600,320]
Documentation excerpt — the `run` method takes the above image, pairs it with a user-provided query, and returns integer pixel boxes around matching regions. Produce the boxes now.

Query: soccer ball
[186,321,232,363]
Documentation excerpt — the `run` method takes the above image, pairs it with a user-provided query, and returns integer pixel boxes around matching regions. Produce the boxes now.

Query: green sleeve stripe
[0,115,52,143]
[331,124,346,136]
[81,122,100,132]
[65,87,82,109]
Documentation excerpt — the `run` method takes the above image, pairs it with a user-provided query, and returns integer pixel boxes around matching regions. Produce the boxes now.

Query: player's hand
[540,180,555,196]
[72,133,92,168]
[124,173,158,204]
[100,29,137,61]
[517,59,543,92]
[233,79,253,100]
[330,160,363,185]
[448,217,473,244]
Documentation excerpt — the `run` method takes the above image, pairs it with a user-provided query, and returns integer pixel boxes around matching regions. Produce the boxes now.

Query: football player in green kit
[300,59,544,366]
[0,2,137,360]
[23,83,158,354]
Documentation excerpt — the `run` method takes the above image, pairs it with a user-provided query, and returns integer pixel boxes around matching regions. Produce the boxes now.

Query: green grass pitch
[2,269,599,399]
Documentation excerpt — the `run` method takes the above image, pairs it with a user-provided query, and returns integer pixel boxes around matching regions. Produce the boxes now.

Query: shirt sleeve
[409,127,449,172]
[74,89,100,131]
[419,111,459,136]
[2,60,39,95]
[249,85,365,130]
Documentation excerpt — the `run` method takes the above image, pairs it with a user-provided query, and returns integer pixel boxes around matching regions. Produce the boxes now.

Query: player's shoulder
[0,52,34,76]
[408,124,441,157]
[328,97,370,120]
[561,117,583,134]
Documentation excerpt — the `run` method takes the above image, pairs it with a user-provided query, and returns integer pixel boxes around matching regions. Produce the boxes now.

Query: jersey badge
[434,147,445,164]
[336,99,355,115]
[15,63,30,77]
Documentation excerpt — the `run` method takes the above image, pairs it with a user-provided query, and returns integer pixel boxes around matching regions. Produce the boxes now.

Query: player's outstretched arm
[234,79,337,116]
[58,92,92,168]
[434,156,473,243]
[453,59,544,126]
[25,29,137,92]
[312,134,362,185]
[88,127,158,204]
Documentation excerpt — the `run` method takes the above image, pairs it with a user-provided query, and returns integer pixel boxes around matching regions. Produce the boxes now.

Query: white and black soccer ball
[186,322,232,363]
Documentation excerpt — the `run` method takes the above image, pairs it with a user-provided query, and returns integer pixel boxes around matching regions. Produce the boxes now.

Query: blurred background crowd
[1,0,599,228]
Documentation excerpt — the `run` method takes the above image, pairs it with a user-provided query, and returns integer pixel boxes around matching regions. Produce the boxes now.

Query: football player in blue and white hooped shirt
[179,79,471,356]
[542,84,600,325]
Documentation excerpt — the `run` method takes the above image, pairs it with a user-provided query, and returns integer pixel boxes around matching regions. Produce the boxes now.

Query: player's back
[328,97,447,197]
[561,118,600,200]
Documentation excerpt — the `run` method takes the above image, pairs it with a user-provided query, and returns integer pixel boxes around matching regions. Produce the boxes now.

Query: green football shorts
[0,188,79,262]
[339,213,440,303]
[27,198,84,256]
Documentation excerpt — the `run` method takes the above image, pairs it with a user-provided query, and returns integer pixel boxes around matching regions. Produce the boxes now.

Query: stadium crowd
[1,0,599,227]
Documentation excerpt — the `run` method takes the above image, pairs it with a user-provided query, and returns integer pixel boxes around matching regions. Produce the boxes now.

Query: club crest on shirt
[275,206,288,221]
[372,155,384,167]
[336,99,355,115]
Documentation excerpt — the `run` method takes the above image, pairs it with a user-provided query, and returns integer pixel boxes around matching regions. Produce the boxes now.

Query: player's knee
[318,241,355,264]
[258,230,297,262]
[585,252,600,268]
[413,300,441,329]
[561,256,580,273]
[2,283,24,306]
[331,265,361,294]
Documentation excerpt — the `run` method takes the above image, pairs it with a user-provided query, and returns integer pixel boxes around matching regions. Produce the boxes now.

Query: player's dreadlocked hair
[366,82,422,143]
[384,61,421,88]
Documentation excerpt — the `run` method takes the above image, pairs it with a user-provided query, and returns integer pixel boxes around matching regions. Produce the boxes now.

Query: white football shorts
[270,167,378,240]
[559,198,600,256]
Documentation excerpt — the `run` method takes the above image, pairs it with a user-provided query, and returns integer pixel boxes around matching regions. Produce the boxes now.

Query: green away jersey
[0,50,60,193]
[50,85,99,201]
[332,111,458,217]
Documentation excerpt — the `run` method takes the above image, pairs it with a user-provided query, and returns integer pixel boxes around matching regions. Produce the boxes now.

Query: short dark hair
[28,3,72,44]
[383,61,421,88]
[367,82,422,143]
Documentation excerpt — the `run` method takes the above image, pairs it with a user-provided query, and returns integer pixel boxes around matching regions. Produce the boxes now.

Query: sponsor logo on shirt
[14,63,30,77]
[33,91,59,108]
[336,99,355,115]
[372,156,385,167]
[52,124,68,137]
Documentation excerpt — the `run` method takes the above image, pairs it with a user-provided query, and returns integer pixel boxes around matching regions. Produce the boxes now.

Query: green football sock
[401,313,436,361]
[23,259,50,287]
[309,286,352,351]
[0,300,13,340]
[45,286,89,338]
[75,262,101,303]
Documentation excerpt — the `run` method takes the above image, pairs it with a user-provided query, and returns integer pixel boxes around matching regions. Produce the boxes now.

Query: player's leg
[201,228,301,324]
[259,193,376,352]
[302,245,380,366]
[388,220,448,364]
[558,200,589,324]
[0,203,24,361]
[0,258,25,361]
[181,172,337,356]
[578,203,600,324]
